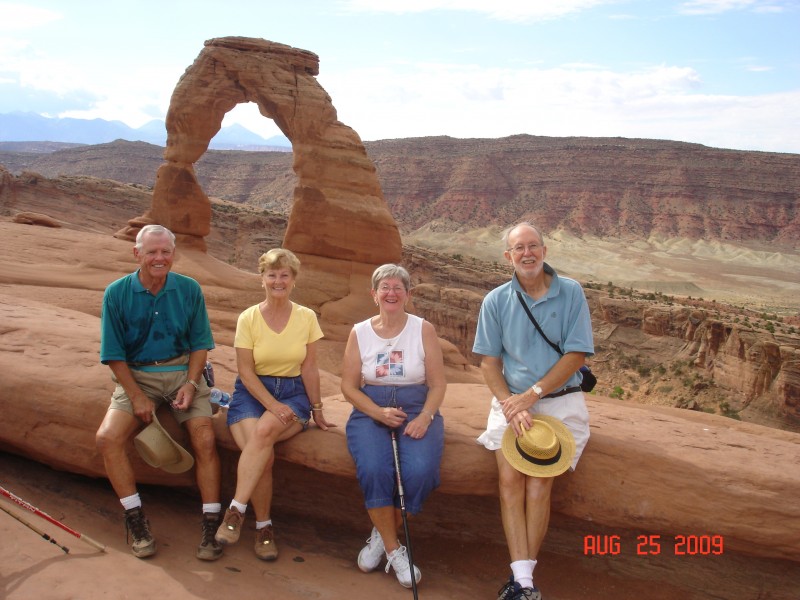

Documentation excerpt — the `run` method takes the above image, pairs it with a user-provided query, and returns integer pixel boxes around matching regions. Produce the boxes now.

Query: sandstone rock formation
[1,223,799,574]
[2,165,797,429]
[594,294,800,424]
[116,37,401,266]
[11,211,61,227]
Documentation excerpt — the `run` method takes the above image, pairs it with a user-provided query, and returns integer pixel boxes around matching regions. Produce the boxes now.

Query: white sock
[255,519,272,530]
[120,493,141,511]
[511,559,534,589]
[203,502,221,514]
[230,500,247,513]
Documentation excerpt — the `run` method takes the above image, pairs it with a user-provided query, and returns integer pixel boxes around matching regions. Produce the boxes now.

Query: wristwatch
[531,383,543,398]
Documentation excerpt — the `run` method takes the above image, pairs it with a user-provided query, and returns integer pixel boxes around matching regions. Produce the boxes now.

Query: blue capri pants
[346,384,444,515]
[227,375,311,429]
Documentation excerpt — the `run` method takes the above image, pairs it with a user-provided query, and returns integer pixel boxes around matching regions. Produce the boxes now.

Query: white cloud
[678,0,786,15]
[0,30,181,126]
[320,61,799,153]
[337,0,616,22]
[0,2,62,31]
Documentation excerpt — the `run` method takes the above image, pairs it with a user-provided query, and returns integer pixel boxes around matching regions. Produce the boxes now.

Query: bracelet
[421,409,434,422]
[186,379,199,391]
[311,403,323,412]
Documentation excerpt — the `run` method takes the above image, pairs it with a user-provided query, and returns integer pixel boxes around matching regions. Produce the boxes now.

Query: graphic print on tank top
[376,350,405,379]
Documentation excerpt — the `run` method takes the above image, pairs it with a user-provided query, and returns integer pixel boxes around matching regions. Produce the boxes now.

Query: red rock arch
[119,36,401,264]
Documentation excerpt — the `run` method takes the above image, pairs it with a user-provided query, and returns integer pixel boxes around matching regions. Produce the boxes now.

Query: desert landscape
[1,36,799,600]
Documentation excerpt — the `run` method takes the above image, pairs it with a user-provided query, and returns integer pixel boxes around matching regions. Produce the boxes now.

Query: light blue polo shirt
[100,270,214,364]
[473,263,594,395]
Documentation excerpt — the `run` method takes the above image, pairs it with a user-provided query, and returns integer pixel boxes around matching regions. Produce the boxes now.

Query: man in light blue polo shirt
[96,224,223,561]
[474,222,594,600]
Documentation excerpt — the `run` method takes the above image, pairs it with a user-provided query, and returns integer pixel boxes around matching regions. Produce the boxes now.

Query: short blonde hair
[371,264,411,291]
[258,248,301,276]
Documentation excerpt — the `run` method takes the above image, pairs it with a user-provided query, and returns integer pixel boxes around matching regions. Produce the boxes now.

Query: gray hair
[135,224,176,251]
[501,221,544,247]
[371,264,411,292]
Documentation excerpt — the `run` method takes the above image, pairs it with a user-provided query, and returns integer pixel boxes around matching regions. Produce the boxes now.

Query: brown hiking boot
[214,506,244,545]
[196,513,223,561]
[124,507,156,558]
[254,524,278,561]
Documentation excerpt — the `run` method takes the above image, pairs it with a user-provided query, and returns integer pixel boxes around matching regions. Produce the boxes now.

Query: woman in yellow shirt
[214,248,333,560]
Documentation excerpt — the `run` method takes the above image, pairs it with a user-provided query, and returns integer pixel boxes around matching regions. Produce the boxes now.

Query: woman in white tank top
[341,264,447,590]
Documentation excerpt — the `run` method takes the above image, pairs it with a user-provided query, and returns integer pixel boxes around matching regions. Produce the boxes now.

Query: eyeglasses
[377,285,407,294]
[507,243,542,256]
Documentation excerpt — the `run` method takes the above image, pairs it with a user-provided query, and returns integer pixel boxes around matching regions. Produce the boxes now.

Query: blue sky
[1,0,798,153]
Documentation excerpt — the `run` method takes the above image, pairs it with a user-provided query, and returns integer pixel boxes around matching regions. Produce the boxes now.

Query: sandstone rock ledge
[0,224,798,599]
[1,286,797,566]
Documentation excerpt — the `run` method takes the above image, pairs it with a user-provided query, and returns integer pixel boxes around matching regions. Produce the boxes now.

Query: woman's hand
[270,402,297,426]
[403,413,432,439]
[375,406,408,429]
[312,409,336,431]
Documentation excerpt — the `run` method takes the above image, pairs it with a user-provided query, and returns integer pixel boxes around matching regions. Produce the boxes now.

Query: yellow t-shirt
[234,302,323,377]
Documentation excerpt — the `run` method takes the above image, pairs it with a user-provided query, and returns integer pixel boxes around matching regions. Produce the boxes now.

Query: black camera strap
[515,291,563,356]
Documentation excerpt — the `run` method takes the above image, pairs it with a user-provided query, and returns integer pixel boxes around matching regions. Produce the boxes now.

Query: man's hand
[500,391,536,435]
[131,392,156,423]
[171,383,195,411]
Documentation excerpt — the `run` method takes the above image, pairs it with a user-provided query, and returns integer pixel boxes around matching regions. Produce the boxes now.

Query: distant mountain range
[0,111,291,151]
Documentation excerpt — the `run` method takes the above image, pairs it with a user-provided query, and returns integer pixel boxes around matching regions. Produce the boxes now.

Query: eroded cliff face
[596,295,800,426]
[368,135,800,245]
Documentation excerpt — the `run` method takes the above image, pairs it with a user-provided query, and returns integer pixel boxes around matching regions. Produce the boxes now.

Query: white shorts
[476,392,590,471]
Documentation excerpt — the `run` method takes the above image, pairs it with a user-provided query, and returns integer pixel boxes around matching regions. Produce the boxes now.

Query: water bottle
[209,388,231,408]
[202,361,215,387]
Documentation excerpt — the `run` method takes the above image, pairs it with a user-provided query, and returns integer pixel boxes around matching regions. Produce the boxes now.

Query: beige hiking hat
[501,414,575,477]
[134,412,194,474]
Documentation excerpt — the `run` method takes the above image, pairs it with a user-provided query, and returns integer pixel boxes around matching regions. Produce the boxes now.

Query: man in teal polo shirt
[96,224,223,561]
[474,222,594,600]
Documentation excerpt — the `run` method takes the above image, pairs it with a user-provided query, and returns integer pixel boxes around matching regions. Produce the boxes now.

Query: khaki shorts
[109,356,212,424]
[476,391,590,471]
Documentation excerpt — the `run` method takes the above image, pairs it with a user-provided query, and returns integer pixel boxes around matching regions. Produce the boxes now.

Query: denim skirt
[227,375,311,429]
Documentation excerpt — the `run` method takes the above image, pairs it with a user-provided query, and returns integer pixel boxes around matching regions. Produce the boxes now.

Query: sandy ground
[1,451,701,600]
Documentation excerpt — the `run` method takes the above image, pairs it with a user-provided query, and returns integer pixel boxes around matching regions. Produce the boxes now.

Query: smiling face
[504,223,547,281]
[134,231,175,282]
[372,276,408,314]
[262,266,296,300]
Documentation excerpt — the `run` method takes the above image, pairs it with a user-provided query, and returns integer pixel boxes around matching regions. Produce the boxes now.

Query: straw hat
[133,412,195,474]
[501,415,575,477]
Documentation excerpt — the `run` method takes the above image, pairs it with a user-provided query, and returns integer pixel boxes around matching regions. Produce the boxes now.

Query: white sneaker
[357,527,385,572]
[385,545,421,589]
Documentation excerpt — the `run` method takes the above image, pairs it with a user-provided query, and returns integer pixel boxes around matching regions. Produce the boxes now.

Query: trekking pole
[0,485,106,552]
[390,429,419,600]
[0,502,70,553]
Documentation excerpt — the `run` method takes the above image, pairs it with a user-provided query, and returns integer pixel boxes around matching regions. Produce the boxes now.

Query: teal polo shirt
[100,270,214,364]
[473,263,594,395]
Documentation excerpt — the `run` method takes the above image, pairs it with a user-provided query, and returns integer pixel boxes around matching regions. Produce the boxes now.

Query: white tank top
[355,314,427,385]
